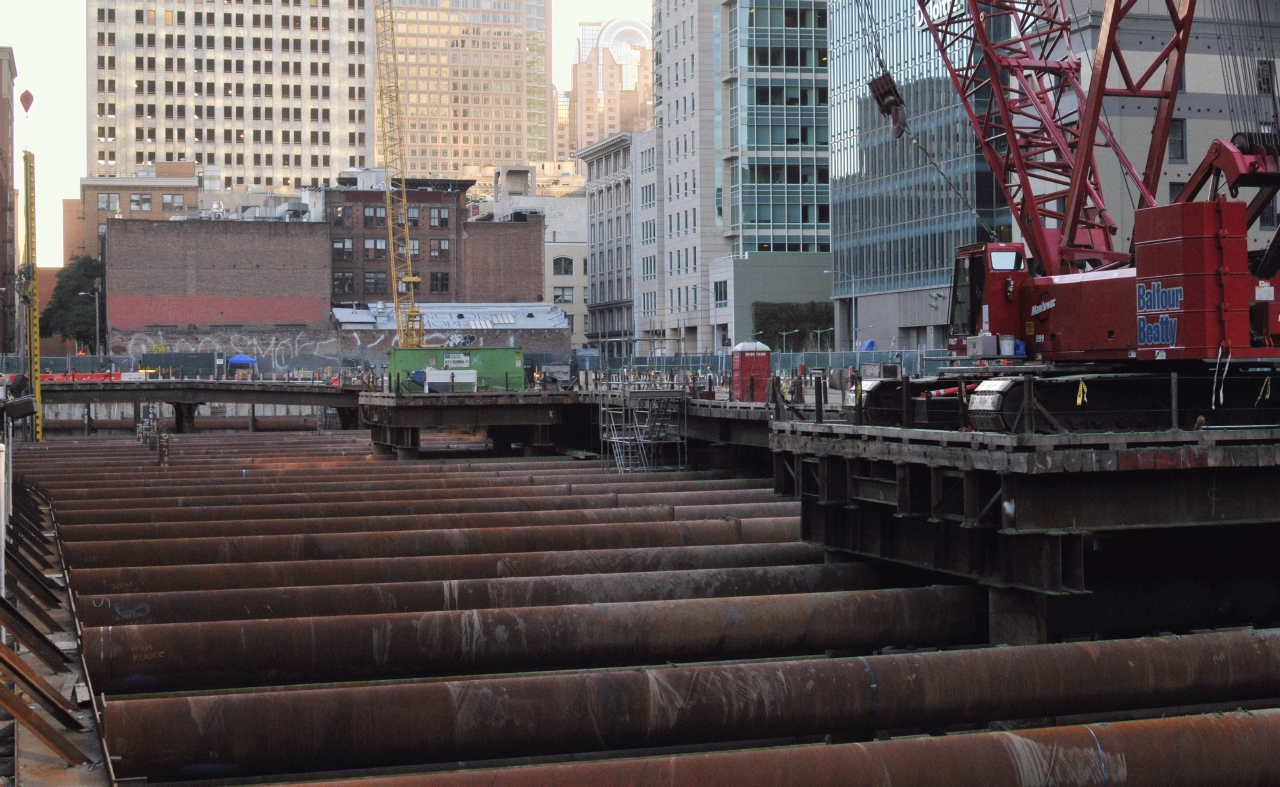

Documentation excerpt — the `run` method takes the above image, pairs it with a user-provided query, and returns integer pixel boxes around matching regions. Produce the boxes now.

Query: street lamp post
[813,327,834,353]
[78,290,101,356]
[779,329,799,355]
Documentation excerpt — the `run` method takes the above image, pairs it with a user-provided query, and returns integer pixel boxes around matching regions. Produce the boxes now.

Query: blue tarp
[227,354,257,365]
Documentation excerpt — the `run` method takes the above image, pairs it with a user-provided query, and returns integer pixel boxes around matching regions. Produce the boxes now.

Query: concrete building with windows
[580,133,635,357]
[85,0,377,187]
[632,126,665,354]
[565,21,654,154]
[829,0,1280,353]
[389,0,550,179]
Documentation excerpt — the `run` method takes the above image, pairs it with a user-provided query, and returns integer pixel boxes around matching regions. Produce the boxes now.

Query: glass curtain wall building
[723,0,831,255]
[828,0,1007,351]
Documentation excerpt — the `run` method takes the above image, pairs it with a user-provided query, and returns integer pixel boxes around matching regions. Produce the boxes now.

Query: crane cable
[853,0,998,241]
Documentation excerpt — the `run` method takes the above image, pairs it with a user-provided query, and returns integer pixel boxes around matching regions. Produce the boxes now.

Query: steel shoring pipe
[75,563,888,627]
[53,489,783,526]
[100,630,1280,781]
[51,480,769,522]
[83,586,982,692]
[63,517,803,568]
[182,709,1280,787]
[68,542,827,595]
[47,471,739,507]
[57,502,802,543]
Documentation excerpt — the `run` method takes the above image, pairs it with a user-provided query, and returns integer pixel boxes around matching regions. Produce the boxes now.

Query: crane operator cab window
[948,244,1025,350]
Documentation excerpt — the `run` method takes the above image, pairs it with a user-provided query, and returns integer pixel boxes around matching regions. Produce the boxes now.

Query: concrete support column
[989,587,1048,646]
[834,298,853,352]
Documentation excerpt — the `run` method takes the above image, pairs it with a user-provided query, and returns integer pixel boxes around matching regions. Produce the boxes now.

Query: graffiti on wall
[110,328,553,371]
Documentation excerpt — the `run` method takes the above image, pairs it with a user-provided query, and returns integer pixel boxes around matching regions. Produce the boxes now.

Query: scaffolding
[601,391,687,472]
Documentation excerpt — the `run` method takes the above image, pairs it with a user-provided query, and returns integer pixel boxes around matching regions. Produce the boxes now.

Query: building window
[553,256,574,275]
[129,193,152,211]
[332,238,353,261]
[1168,118,1187,164]
[430,272,450,294]
[408,207,420,227]
[330,206,353,227]
[553,287,574,303]
[713,280,728,308]
[364,205,387,227]
[430,239,450,257]
[364,272,388,295]
[429,207,449,228]
[96,193,121,212]
[161,194,185,211]
[1260,60,1276,95]
[1263,195,1279,230]
[332,271,355,294]
[364,238,387,259]
[1167,182,1187,205]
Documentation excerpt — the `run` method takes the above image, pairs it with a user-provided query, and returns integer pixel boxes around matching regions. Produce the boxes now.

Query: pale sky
[2,0,647,269]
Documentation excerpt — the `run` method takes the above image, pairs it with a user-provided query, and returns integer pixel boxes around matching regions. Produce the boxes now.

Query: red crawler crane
[889,0,1280,429]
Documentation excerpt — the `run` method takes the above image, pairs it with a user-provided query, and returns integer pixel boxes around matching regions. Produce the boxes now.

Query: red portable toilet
[732,341,771,402]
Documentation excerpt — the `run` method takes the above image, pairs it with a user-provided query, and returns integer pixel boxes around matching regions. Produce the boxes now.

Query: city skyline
[0,0,646,269]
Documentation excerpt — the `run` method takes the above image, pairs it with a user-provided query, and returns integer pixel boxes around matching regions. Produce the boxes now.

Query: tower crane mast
[374,0,424,348]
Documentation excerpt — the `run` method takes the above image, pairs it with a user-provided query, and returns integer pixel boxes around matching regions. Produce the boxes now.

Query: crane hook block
[869,71,908,138]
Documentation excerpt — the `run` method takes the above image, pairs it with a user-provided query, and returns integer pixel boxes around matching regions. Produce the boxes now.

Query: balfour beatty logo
[1137,282,1184,313]
[1137,314,1178,347]
[1030,298,1056,317]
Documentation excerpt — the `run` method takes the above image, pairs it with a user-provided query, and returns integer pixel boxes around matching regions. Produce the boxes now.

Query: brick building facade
[461,211,545,303]
[80,161,203,262]
[326,182,468,306]
[105,219,330,331]
[328,179,545,306]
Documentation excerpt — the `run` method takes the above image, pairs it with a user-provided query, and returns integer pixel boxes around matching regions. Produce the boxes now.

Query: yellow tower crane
[374,0,424,348]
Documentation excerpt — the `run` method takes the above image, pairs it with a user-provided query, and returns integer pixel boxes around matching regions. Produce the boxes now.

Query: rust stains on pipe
[57,503,802,543]
[99,630,1280,781]
[69,542,826,595]
[54,489,782,526]
[75,563,889,627]
[52,480,768,523]
[64,518,801,569]
[84,586,981,692]
[125,708,1280,787]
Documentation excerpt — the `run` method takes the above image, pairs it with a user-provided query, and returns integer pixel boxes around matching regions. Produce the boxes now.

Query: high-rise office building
[86,0,378,187]
[634,0,829,355]
[391,0,549,178]
[566,20,653,153]
[721,0,829,256]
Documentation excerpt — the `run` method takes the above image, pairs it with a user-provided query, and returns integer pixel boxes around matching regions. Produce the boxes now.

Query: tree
[41,255,103,350]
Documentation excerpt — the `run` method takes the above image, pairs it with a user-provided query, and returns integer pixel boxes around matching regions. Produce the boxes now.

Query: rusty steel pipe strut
[68,542,827,595]
[56,503,801,543]
[83,586,981,693]
[100,630,1280,781]
[75,563,888,627]
[126,707,1280,787]
[64,518,802,569]
[47,471,738,507]
[53,489,783,526]
[51,479,768,521]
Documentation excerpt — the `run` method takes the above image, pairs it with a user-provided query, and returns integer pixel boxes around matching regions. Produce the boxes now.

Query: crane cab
[947,243,1031,358]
